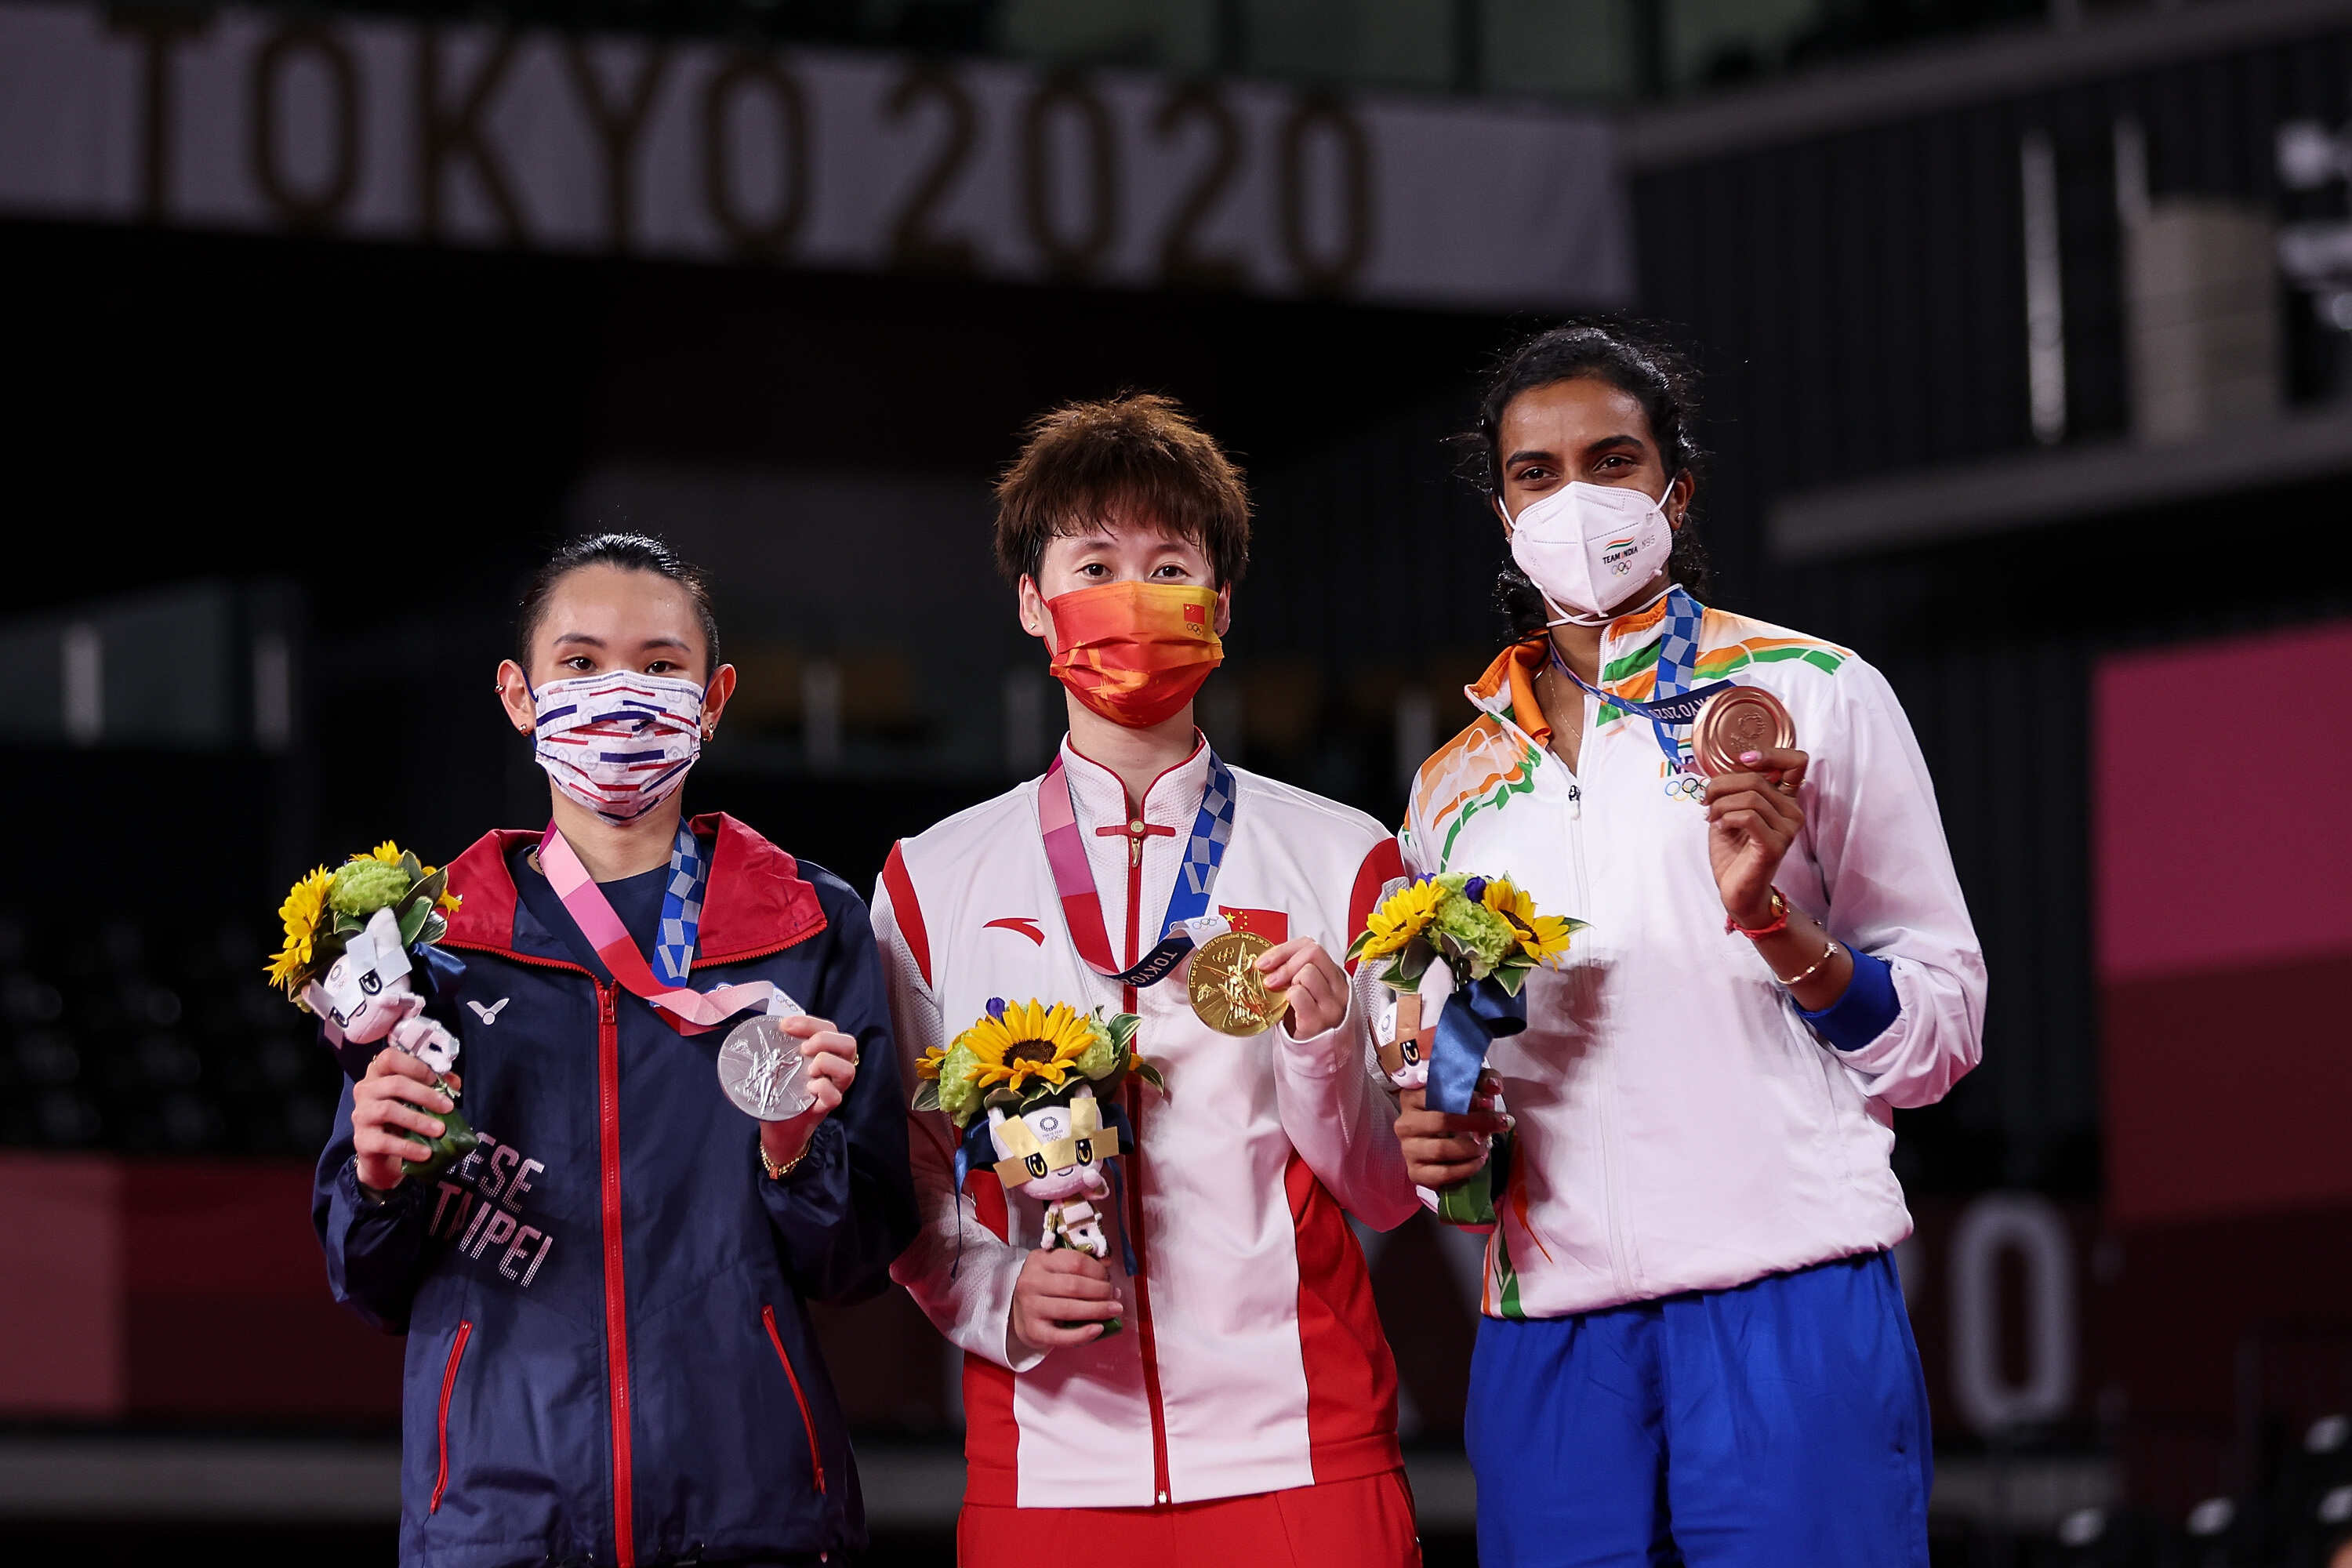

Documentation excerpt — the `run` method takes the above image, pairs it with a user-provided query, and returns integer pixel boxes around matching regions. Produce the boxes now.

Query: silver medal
[717,1006,817,1122]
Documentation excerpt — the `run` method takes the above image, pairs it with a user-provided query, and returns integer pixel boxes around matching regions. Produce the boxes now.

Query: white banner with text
[0,2,1631,310]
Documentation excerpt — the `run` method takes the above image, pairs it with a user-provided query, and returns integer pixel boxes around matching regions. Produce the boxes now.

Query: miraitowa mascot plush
[269,845,478,1180]
[987,1085,1118,1261]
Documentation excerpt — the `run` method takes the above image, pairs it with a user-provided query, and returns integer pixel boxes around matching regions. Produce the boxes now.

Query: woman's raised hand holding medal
[752,1016,862,1178]
[1704,744,1857,1011]
[1254,937,1351,1040]
[1703,743,1811,928]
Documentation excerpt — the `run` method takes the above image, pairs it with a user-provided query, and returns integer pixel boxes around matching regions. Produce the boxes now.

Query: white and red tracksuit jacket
[873,736,1417,1509]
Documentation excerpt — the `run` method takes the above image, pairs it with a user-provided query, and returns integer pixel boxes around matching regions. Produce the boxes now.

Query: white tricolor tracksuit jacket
[873,738,1417,1510]
[1402,596,1986,1321]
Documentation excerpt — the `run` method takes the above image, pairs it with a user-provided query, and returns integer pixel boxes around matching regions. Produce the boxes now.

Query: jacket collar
[1465,591,1693,744]
[1058,730,1211,829]
[441,811,827,966]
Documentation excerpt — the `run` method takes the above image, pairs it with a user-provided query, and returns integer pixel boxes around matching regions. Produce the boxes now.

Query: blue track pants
[1465,1251,1931,1567]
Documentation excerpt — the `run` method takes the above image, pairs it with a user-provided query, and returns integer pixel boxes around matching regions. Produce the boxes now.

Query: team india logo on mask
[1602,535,1643,574]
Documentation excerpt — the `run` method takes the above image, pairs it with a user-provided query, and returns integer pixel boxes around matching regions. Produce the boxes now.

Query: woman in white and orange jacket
[1394,322,1985,1568]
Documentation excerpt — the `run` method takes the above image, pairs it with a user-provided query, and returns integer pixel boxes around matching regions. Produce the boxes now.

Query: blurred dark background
[3,0,2351,1563]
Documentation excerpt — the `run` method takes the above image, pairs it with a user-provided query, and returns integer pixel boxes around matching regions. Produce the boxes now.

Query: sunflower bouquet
[1348,873,1582,1114]
[914,999,1162,1319]
[267,842,477,1178]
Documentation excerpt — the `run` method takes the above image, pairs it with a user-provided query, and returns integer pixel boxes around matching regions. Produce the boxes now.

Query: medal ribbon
[1038,746,1236,989]
[539,821,779,1035]
[1550,587,1726,770]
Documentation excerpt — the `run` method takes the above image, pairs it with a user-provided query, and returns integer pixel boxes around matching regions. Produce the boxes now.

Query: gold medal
[1187,930,1290,1036]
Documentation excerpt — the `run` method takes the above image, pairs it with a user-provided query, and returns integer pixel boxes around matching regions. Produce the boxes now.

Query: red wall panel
[2096,621,2352,1225]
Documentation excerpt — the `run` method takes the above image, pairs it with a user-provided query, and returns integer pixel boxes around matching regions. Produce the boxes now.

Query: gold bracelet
[760,1140,811,1181]
[1773,938,1842,989]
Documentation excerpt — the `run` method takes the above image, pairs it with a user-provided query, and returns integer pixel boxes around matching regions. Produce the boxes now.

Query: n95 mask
[1504,477,1677,626]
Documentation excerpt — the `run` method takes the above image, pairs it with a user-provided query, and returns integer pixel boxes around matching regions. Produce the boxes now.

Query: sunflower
[267,866,335,996]
[957,1000,1096,1098]
[1482,876,1576,967]
[1356,878,1446,961]
[914,1045,947,1081]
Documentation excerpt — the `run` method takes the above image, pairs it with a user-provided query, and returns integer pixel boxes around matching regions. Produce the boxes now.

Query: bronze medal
[1690,685,1795,776]
[1187,930,1290,1036]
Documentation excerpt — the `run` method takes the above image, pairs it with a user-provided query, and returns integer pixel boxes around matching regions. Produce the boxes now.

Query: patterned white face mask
[529,670,706,824]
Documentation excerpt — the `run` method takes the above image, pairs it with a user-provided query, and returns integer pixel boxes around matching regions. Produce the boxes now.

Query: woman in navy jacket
[313,533,916,1568]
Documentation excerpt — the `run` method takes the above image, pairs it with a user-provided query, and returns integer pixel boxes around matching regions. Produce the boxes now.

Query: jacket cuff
[1798,948,1900,1052]
[757,1118,849,1224]
[1274,993,1358,1080]
[339,1157,428,1220]
[992,1244,1051,1375]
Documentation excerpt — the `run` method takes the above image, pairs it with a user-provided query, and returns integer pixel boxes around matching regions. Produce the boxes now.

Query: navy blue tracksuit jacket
[312,814,916,1568]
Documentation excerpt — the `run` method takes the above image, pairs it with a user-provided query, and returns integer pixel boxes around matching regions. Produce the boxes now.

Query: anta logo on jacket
[311,813,916,1568]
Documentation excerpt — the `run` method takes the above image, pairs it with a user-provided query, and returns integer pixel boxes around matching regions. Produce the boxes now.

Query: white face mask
[1503,476,1678,626]
[530,669,706,825]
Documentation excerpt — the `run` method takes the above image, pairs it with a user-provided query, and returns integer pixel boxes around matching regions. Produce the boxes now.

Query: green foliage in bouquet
[1345,872,1585,997]
[267,841,460,1003]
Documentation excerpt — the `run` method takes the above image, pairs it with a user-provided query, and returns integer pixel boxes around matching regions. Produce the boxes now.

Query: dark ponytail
[1457,319,1715,637]
[517,532,723,670]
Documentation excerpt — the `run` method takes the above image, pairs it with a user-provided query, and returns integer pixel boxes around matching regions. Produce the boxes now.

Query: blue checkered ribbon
[1173,755,1237,909]
[1550,588,1726,771]
[653,821,706,986]
[1650,588,1705,766]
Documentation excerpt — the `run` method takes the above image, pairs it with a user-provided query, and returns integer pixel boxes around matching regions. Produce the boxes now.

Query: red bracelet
[1726,889,1790,938]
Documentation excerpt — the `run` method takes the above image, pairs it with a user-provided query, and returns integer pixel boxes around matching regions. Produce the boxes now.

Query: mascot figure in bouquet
[916,997,1162,1334]
[987,1086,1117,1261]
[267,843,478,1179]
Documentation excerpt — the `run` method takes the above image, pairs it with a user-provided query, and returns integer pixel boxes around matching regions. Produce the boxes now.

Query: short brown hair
[993,393,1250,586]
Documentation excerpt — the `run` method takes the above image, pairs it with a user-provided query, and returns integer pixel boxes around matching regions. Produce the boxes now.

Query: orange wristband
[1726,889,1790,938]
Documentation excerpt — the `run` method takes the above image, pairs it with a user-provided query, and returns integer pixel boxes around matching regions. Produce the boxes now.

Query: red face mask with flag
[1044,581,1224,729]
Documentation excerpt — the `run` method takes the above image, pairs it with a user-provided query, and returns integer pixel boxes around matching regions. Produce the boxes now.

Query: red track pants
[956,1468,1421,1567]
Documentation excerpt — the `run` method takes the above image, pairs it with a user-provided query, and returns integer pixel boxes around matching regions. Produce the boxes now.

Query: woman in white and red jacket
[1394,324,1985,1568]
[875,395,1422,1566]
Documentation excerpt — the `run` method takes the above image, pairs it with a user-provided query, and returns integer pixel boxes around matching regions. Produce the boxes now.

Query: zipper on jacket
[430,1320,474,1515]
[595,980,638,1568]
[760,1304,829,1494]
[1566,710,1639,1302]
[1120,845,1175,1508]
